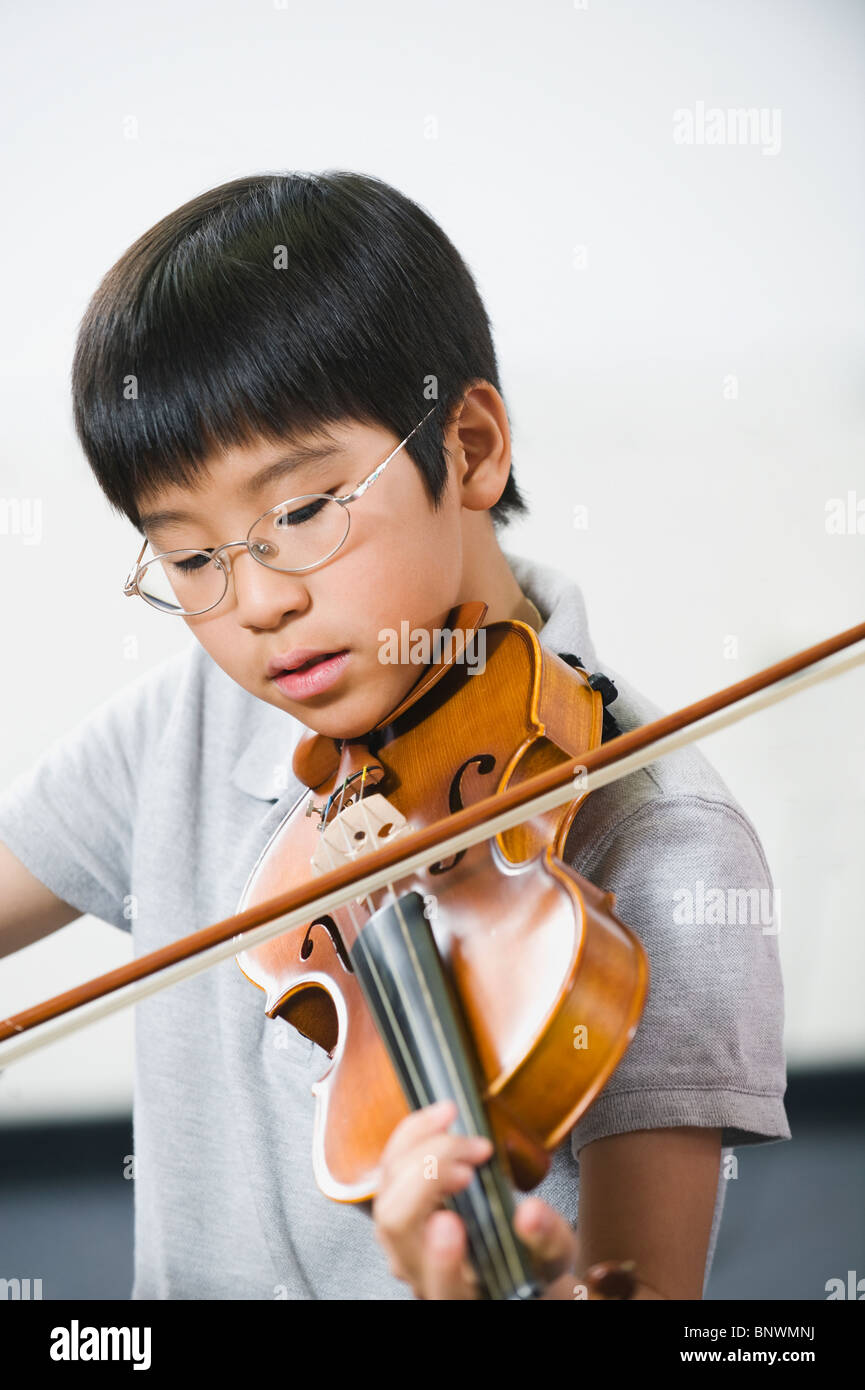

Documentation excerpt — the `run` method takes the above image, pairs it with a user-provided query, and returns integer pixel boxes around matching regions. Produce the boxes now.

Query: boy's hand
[371,1098,581,1300]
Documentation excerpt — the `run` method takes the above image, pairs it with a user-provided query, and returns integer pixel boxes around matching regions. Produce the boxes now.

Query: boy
[0,170,789,1300]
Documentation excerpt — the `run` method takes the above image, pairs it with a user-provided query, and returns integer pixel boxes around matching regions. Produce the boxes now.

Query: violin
[2,607,864,1301]
[236,601,648,1299]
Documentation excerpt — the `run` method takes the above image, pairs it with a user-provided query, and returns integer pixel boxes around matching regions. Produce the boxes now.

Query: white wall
[1,0,862,1121]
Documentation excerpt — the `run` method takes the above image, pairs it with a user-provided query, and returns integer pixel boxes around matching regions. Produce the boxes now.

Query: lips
[270,650,350,701]
[266,647,347,678]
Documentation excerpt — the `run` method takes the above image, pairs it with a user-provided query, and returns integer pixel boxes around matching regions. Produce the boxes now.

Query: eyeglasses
[122,405,437,615]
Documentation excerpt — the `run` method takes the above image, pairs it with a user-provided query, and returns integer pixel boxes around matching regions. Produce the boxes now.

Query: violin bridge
[310,793,408,874]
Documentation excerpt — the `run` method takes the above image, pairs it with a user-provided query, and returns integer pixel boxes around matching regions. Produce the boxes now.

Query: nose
[222,546,311,626]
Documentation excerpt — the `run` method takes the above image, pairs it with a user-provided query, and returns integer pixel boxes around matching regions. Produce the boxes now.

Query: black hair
[71,169,529,533]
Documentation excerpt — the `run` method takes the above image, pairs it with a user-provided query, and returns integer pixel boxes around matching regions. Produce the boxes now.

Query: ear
[445,383,512,511]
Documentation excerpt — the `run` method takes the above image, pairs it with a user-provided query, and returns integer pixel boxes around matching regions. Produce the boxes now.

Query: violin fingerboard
[350,890,541,1301]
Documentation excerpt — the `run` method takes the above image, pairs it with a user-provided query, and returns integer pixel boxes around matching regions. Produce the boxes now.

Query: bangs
[71,170,527,531]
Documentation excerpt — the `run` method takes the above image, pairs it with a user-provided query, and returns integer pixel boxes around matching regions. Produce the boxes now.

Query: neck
[455,515,542,631]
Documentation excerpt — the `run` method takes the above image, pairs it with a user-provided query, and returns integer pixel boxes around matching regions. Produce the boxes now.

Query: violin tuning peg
[588,672,619,708]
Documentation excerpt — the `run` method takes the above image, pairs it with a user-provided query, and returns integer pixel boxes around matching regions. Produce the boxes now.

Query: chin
[267,667,419,742]
[306,703,386,742]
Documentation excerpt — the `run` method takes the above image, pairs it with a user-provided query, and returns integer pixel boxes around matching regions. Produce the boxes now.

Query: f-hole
[300,915,353,973]
[429,753,496,875]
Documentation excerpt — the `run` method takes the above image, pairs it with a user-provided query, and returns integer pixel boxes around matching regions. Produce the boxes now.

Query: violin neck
[350,890,541,1301]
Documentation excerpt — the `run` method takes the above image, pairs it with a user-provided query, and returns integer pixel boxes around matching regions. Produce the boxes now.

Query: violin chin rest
[291,730,342,789]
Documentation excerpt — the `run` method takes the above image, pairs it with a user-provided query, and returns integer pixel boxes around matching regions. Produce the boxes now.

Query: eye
[274,496,333,528]
[171,552,214,574]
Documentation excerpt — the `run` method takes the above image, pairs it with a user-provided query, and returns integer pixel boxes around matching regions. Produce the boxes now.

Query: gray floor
[1,1069,862,1300]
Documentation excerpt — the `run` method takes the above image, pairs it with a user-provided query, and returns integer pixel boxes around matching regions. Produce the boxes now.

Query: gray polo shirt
[0,550,790,1299]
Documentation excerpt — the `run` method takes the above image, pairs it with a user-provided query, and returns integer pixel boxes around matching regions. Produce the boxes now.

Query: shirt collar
[230,550,597,803]
[503,549,598,672]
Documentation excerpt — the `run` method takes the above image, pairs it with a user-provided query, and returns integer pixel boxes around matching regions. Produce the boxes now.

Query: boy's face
[136,399,505,741]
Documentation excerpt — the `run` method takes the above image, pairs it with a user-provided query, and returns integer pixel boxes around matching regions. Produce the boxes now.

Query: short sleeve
[0,658,183,934]
[567,795,791,1154]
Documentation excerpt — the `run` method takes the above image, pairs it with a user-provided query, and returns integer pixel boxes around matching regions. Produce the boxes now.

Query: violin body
[236,610,649,1205]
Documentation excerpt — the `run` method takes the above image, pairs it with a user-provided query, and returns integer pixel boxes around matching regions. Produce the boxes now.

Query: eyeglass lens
[137,494,350,614]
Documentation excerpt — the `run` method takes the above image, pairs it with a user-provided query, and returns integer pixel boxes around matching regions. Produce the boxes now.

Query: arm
[574,1124,723,1300]
[0,839,81,958]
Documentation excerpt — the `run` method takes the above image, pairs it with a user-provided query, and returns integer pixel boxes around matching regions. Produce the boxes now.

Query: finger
[379,1099,458,1174]
[378,1123,495,1200]
[512,1197,579,1283]
[375,1135,492,1246]
[421,1209,479,1301]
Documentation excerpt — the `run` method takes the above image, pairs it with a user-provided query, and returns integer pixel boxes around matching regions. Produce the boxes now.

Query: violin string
[315,776,514,1288]
[346,774,518,1296]
[318,764,525,1297]
[318,767,429,1126]
[348,783,518,1299]
[385,886,530,1298]
[314,769,489,1291]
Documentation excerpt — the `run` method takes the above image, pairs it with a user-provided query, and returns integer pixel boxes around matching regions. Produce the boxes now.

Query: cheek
[348,530,461,636]
[348,483,461,620]
[182,614,247,677]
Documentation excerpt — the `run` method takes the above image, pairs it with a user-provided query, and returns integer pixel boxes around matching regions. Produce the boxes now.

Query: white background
[0,0,863,1121]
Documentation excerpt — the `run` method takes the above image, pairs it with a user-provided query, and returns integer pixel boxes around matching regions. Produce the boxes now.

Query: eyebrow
[138,442,346,533]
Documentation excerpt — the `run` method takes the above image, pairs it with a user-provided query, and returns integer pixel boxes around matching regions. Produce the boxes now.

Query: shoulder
[81,640,251,750]
[73,643,206,766]
[556,661,790,1153]
[563,660,771,891]
[2,643,240,803]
